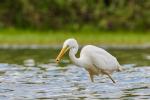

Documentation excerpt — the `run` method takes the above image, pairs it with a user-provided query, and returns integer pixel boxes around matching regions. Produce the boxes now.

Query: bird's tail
[117,65,123,72]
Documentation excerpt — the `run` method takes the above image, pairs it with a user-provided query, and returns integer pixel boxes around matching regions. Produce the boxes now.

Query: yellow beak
[56,46,69,63]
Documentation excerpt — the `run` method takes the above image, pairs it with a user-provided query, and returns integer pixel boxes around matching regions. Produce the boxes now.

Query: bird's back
[80,45,121,72]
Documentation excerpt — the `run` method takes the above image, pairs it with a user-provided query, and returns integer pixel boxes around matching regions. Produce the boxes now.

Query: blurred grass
[0,28,150,45]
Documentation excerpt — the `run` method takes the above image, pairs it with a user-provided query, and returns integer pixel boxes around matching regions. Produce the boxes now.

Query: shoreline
[0,29,150,49]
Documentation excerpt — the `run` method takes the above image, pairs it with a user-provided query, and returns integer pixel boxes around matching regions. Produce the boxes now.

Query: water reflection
[0,48,149,99]
[0,48,150,66]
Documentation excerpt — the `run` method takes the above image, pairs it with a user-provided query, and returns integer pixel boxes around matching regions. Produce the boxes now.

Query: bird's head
[56,38,78,63]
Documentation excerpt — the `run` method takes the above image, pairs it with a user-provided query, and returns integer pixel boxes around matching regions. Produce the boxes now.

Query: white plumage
[56,38,122,83]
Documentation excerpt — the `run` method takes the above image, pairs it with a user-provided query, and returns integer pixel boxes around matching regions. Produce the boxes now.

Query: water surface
[0,48,149,100]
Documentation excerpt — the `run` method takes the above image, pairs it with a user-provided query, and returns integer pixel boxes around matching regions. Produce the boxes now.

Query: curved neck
[69,48,81,67]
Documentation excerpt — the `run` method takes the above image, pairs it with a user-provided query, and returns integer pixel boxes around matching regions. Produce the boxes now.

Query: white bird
[56,38,122,83]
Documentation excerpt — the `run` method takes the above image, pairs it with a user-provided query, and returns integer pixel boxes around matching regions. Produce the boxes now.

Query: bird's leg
[106,73,116,83]
[89,72,94,82]
[86,69,94,82]
[101,70,116,83]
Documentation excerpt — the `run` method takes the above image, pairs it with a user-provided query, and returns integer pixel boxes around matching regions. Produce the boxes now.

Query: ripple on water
[0,63,149,100]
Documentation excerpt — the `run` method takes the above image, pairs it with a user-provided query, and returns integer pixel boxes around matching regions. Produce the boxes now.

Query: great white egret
[56,38,122,83]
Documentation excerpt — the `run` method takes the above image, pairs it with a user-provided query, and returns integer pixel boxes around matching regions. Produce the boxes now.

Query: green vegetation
[0,28,150,45]
[0,0,149,31]
[0,0,149,45]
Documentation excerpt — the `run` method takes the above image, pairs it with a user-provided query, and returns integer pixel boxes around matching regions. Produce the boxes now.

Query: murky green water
[0,48,149,100]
